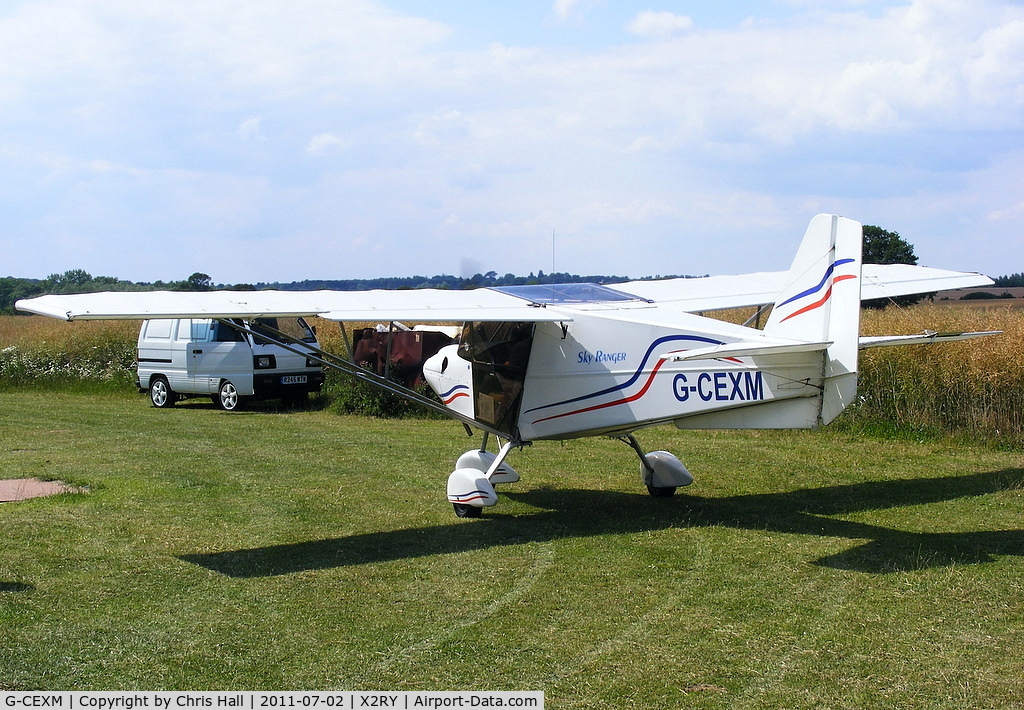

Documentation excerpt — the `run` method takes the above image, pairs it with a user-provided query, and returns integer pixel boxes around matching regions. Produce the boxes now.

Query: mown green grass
[2,391,1024,707]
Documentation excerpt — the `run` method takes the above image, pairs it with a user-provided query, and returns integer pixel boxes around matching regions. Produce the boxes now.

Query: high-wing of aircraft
[17,215,996,517]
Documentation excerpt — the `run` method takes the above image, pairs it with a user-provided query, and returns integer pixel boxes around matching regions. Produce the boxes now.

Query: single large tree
[861,225,922,308]
[862,225,918,266]
[185,272,214,291]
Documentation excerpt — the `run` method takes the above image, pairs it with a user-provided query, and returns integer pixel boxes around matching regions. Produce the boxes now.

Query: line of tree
[0,271,236,314]
[993,273,1024,287]
[253,269,654,292]
[1,269,653,314]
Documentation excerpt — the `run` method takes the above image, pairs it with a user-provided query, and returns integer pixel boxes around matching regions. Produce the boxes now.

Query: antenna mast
[551,229,556,276]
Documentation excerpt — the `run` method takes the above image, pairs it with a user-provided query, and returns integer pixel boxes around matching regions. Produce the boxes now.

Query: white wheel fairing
[455,450,520,484]
[446,469,498,508]
[642,450,693,488]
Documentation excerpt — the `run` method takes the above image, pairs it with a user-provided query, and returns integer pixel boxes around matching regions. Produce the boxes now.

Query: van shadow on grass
[180,467,1024,577]
[165,395,330,414]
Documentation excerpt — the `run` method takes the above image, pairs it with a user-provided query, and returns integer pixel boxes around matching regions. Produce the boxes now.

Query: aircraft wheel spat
[447,469,499,510]
[456,450,520,485]
[642,450,693,490]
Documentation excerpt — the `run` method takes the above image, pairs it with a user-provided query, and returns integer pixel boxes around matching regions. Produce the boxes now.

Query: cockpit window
[490,283,642,305]
[458,322,531,367]
[458,321,534,435]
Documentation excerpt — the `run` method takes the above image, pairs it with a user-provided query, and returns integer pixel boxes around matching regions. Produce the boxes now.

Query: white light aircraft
[17,215,996,517]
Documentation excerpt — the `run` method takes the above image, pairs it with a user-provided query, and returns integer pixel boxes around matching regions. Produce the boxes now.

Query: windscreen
[490,283,642,305]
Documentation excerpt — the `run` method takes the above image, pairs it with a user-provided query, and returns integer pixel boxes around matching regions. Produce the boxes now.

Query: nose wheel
[446,436,521,517]
[453,503,482,518]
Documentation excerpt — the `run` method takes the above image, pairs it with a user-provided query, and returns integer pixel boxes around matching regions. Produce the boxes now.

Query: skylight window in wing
[489,283,645,305]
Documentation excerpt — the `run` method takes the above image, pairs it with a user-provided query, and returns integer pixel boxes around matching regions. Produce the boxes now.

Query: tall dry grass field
[0,316,138,387]
[854,304,1023,444]
[0,315,138,348]
[312,317,356,357]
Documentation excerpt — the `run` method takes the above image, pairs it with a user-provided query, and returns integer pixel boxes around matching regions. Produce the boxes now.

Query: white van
[136,317,325,410]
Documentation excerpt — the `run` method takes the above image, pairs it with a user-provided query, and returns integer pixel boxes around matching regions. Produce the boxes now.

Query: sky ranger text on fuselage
[577,349,628,365]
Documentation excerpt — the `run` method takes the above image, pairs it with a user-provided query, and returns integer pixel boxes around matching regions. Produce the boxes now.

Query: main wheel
[646,485,677,498]
[453,503,482,518]
[216,380,241,411]
[150,376,175,408]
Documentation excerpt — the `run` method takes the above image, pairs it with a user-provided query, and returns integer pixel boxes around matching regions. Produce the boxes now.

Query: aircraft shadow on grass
[179,467,1024,577]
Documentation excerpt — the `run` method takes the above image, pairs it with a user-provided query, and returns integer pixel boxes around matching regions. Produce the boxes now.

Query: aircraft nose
[422,344,474,417]
[423,346,451,377]
[422,343,464,391]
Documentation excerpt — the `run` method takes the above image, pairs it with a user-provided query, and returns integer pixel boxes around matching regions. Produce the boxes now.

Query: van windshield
[249,317,317,344]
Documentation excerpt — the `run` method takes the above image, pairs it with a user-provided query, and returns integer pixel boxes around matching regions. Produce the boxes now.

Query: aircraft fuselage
[423,305,827,444]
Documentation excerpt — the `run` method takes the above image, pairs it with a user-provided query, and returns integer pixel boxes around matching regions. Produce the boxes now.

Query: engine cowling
[422,344,475,420]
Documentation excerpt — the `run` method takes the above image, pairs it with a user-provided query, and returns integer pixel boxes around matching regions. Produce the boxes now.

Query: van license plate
[281,376,307,385]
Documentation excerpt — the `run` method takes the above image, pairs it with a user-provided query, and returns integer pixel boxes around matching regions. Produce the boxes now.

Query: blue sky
[1,0,1021,284]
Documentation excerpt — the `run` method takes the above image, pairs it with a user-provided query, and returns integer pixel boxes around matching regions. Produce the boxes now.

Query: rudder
[764,214,862,424]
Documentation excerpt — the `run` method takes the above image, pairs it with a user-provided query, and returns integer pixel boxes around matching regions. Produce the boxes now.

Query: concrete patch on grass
[0,478,84,502]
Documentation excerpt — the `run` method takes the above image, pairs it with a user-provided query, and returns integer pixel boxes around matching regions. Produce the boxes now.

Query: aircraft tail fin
[764,214,863,424]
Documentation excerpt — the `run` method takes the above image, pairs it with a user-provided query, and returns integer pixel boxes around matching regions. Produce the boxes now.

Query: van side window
[144,320,174,340]
[213,320,245,342]
[186,319,213,342]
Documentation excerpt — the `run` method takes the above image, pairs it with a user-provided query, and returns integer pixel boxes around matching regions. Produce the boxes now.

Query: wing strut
[216,319,507,439]
[741,304,772,329]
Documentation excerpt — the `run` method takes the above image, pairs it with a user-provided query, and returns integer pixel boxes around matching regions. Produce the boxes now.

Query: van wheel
[150,377,175,408]
[216,381,241,411]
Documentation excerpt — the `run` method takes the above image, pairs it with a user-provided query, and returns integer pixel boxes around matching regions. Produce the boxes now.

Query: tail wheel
[216,380,241,411]
[150,377,175,408]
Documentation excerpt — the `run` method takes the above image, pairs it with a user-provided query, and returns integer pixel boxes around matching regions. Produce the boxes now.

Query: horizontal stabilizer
[619,264,993,313]
[860,264,993,301]
[661,339,832,362]
[859,330,1001,349]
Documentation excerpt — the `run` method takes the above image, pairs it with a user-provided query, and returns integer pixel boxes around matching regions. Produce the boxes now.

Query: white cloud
[1,0,452,103]
[627,11,694,38]
[1,0,1022,282]
[552,0,600,23]
[414,110,476,146]
[237,117,266,143]
[306,133,346,155]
